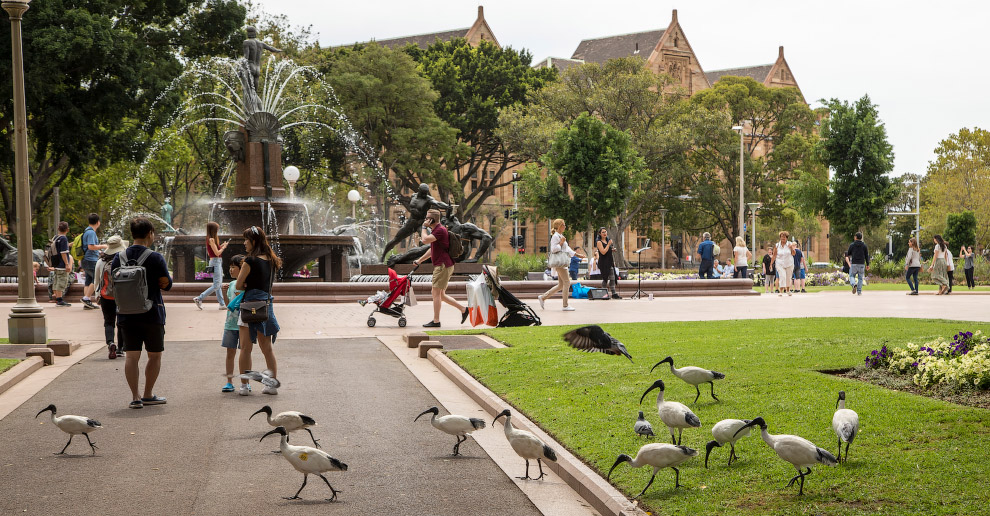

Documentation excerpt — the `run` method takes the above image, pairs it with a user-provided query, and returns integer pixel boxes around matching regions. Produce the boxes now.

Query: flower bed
[627,272,699,281]
[864,331,990,390]
[806,270,850,286]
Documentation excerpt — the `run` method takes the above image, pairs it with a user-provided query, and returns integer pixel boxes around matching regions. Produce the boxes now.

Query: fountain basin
[169,234,355,282]
[210,200,306,235]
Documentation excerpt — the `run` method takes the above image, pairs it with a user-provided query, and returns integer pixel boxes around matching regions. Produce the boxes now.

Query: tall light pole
[659,208,668,269]
[282,165,299,200]
[5,0,46,344]
[347,189,361,220]
[732,124,745,239]
[747,202,761,254]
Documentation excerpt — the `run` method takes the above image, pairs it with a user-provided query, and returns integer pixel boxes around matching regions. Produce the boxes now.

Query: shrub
[494,253,547,280]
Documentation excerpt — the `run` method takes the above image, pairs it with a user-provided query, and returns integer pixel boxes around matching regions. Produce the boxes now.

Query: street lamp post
[282,166,299,200]
[732,124,745,239]
[5,0,46,344]
[347,189,361,220]
[747,202,761,255]
[659,208,668,269]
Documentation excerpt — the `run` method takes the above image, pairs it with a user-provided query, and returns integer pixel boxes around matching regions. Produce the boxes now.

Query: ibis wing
[86,418,101,428]
[563,325,610,352]
[299,414,317,426]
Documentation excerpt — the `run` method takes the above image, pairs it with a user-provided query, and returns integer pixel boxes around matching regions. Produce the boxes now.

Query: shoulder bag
[240,259,274,324]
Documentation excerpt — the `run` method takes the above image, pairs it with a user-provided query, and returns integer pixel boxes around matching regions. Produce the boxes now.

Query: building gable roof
[368,28,470,50]
[533,57,585,72]
[571,29,665,63]
[705,64,774,86]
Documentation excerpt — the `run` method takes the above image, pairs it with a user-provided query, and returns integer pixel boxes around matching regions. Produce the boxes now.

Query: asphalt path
[0,338,540,516]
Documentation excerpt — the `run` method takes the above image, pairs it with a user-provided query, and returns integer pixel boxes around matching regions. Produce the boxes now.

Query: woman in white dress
[770,231,796,296]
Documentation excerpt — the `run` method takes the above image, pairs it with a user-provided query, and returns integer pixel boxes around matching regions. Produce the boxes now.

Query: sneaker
[108,345,117,360]
[129,400,143,409]
[83,299,97,310]
[857,291,862,296]
[262,385,278,395]
[193,297,203,310]
[238,384,252,396]
[852,286,857,294]
[141,395,167,405]
[788,292,792,296]
[423,321,441,328]
[221,383,235,393]
[55,300,71,307]
[611,293,622,300]
[460,308,470,324]
[801,289,807,293]
[218,305,227,310]
[562,306,575,311]
[538,295,545,310]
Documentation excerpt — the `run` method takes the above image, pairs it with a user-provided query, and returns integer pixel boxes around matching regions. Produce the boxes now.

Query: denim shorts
[793,268,806,279]
[221,329,240,349]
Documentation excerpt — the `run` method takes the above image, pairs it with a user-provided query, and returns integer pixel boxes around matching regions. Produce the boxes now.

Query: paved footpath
[0,338,540,516]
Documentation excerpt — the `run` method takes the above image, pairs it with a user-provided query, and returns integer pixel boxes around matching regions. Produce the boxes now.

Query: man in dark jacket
[845,232,870,295]
[697,232,715,279]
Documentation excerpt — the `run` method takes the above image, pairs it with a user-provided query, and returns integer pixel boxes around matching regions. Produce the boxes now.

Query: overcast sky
[254,0,990,177]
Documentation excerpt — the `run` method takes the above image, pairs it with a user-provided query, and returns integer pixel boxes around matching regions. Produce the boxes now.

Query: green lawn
[0,358,19,375]
[442,319,990,516]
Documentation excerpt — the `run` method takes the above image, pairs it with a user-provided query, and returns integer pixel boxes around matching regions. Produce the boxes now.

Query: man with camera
[414,208,469,328]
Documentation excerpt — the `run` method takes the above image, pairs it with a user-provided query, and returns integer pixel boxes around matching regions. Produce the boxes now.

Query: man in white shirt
[945,247,955,294]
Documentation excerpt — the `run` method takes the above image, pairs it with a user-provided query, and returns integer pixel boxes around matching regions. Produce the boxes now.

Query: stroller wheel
[398,317,407,328]
[367,317,376,328]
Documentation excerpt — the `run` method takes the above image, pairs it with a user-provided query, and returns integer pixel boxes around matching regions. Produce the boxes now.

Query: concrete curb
[427,347,648,516]
[0,356,44,397]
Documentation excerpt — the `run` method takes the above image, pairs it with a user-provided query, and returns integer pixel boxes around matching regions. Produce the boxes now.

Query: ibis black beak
[650,356,673,373]
[639,380,664,405]
[260,426,285,442]
[414,407,437,422]
[704,440,721,469]
[733,417,764,438]
[492,409,510,426]
[35,404,55,418]
[607,454,631,480]
[249,406,270,420]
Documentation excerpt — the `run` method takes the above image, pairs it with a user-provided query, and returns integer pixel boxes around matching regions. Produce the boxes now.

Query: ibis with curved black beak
[607,443,697,497]
[415,406,486,456]
[832,391,859,463]
[493,409,557,480]
[733,416,837,495]
[651,356,725,403]
[640,379,700,445]
[250,405,320,449]
[562,325,633,362]
[35,404,101,455]
[261,426,348,502]
[704,418,752,468]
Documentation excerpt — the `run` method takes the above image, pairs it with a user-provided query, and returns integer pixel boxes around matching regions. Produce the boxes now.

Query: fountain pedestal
[234,130,287,199]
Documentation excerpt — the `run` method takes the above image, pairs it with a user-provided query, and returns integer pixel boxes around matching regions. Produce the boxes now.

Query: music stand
[631,239,651,299]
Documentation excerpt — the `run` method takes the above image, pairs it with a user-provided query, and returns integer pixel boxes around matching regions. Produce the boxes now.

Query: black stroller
[481,265,541,327]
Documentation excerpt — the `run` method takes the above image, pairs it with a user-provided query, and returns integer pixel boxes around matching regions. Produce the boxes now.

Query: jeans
[699,259,714,279]
[906,267,920,292]
[965,268,975,288]
[734,266,747,279]
[850,264,866,293]
[197,257,226,306]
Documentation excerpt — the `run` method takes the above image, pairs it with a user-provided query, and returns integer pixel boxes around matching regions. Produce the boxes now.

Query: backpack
[712,243,721,258]
[97,257,114,301]
[112,248,155,315]
[446,228,463,262]
[43,236,59,268]
[70,232,86,262]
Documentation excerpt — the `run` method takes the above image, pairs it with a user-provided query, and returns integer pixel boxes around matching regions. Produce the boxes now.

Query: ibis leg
[709,381,719,401]
[452,435,466,456]
[728,444,736,465]
[673,466,682,488]
[786,468,802,488]
[694,385,701,404]
[516,460,531,480]
[284,474,308,500]
[306,428,321,448]
[57,435,74,455]
[844,442,851,463]
[84,433,98,455]
[669,430,676,445]
[836,437,842,463]
[634,471,657,499]
[534,459,546,480]
[677,428,683,446]
[318,474,341,502]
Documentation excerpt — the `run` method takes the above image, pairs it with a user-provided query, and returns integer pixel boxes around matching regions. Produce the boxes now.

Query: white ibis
[607,443,698,497]
[640,379,701,445]
[493,409,557,480]
[704,419,753,468]
[651,356,725,403]
[261,426,348,501]
[562,325,632,362]
[250,405,320,448]
[733,416,837,495]
[35,404,102,455]
[634,411,655,438]
[832,391,859,463]
[414,406,486,456]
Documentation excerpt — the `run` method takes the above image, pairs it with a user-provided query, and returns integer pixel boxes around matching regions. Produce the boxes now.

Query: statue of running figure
[381,184,451,261]
[243,26,282,92]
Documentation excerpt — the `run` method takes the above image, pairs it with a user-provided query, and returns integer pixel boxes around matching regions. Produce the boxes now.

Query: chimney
[779,45,784,59]
[478,5,484,20]
[672,9,678,22]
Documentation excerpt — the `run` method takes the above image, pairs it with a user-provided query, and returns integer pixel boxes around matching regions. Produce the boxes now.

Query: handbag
[548,251,570,268]
[204,266,215,274]
[240,259,274,324]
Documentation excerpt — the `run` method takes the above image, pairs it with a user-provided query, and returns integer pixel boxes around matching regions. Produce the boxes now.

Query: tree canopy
[920,127,990,245]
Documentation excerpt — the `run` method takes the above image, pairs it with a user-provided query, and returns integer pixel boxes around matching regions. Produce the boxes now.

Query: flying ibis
[651,356,725,403]
[640,379,701,445]
[250,405,320,448]
[704,418,753,468]
[415,406,486,456]
[733,416,837,495]
[493,409,557,480]
[562,325,632,362]
[35,404,102,455]
[261,426,348,501]
[634,411,655,438]
[607,443,698,497]
[832,391,859,463]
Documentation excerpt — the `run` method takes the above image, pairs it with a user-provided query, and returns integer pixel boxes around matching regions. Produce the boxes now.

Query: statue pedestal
[233,129,287,199]
[8,310,47,344]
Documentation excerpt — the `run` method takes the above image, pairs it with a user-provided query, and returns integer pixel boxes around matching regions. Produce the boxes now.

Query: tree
[817,95,898,239]
[920,127,990,245]
[518,113,643,253]
[945,211,977,249]
[409,39,555,221]
[0,0,246,233]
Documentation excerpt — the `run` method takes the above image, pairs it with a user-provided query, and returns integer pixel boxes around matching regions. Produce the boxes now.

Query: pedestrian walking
[929,235,950,295]
[235,226,282,395]
[595,227,620,299]
[762,245,775,294]
[538,218,584,311]
[81,213,108,310]
[945,246,955,294]
[50,222,73,307]
[905,237,922,295]
[112,218,172,409]
[962,246,976,289]
[697,232,715,279]
[193,221,228,310]
[845,232,870,296]
[94,235,127,359]
[732,236,751,279]
[793,242,807,292]
[220,255,253,393]
[414,209,469,326]
[771,231,796,296]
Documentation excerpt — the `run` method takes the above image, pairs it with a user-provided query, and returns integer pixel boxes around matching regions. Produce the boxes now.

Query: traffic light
[508,235,524,248]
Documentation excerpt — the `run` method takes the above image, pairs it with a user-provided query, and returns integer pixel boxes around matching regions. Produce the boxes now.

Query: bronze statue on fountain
[383,190,493,266]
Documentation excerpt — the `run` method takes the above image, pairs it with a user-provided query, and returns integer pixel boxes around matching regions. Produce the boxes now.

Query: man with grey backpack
[111,218,172,409]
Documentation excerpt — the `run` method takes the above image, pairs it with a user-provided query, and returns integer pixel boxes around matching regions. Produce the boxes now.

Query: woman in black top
[235,226,282,395]
[595,227,620,299]
[762,245,775,294]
